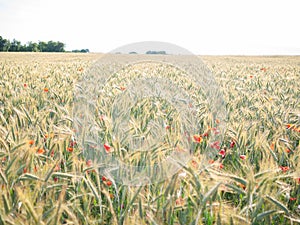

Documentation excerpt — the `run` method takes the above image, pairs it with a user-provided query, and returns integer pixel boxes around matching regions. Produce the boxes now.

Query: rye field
[0,52,299,224]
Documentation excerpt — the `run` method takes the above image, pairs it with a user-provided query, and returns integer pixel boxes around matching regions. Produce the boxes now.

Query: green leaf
[266,195,289,214]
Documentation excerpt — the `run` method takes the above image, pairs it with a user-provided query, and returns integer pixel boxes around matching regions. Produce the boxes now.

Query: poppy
[219,149,226,158]
[191,160,198,168]
[280,166,289,172]
[202,132,209,137]
[240,155,246,160]
[237,182,246,190]
[86,160,93,167]
[270,142,275,151]
[230,140,235,148]
[193,135,202,143]
[37,148,45,154]
[104,143,111,152]
[44,88,49,92]
[70,140,77,147]
[212,127,220,135]
[175,197,185,206]
[106,180,112,186]
[285,148,291,153]
[208,159,215,164]
[67,147,73,152]
[260,68,267,72]
[28,140,34,145]
[210,141,220,150]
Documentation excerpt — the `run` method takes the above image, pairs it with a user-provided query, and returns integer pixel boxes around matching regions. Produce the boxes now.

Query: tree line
[0,36,65,52]
[0,35,89,53]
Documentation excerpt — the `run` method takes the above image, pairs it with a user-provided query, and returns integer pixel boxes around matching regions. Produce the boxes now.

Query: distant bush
[146,50,167,55]
[72,49,90,53]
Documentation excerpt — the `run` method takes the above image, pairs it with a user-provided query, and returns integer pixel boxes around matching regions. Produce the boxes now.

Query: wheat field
[0,52,299,224]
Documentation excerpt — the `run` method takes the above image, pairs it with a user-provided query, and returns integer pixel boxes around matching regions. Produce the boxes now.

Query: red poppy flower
[219,164,224,169]
[37,148,45,154]
[191,160,198,168]
[70,141,77,147]
[24,83,27,87]
[120,86,126,91]
[102,176,107,181]
[106,180,112,186]
[280,166,289,173]
[54,164,60,172]
[175,197,185,206]
[290,197,297,201]
[202,132,209,137]
[193,135,202,143]
[230,140,235,148]
[208,159,214,164]
[212,127,220,135]
[104,143,111,153]
[240,155,246,160]
[285,148,291,153]
[67,147,73,152]
[28,140,34,145]
[219,149,226,157]
[210,141,220,150]
[260,68,267,72]
[270,142,275,151]
[44,88,49,92]
[86,160,93,167]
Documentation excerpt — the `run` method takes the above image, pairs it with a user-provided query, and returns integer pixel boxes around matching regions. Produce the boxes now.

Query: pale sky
[0,0,299,55]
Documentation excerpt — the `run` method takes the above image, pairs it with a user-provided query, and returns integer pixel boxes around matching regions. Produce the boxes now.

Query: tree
[46,41,65,52]
[38,41,47,52]
[0,36,10,51]
[0,36,5,51]
[9,39,21,52]
[26,41,39,52]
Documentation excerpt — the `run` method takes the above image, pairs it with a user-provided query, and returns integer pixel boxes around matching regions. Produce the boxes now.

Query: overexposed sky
[0,0,299,55]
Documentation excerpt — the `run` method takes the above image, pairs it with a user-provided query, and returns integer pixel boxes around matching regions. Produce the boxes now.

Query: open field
[0,53,300,224]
